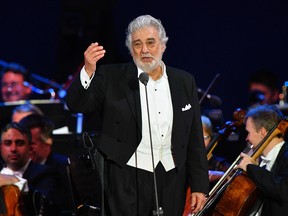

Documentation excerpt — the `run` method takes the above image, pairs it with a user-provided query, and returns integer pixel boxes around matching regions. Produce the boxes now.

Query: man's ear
[46,138,53,145]
[25,85,32,94]
[259,127,268,139]
[161,44,166,53]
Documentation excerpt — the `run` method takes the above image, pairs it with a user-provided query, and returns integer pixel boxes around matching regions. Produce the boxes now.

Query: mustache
[141,54,154,58]
[8,153,20,158]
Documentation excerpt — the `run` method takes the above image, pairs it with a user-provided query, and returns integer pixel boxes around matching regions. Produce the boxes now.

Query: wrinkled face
[0,128,31,171]
[30,127,50,163]
[131,26,165,72]
[1,71,31,102]
[245,117,264,148]
[249,83,278,105]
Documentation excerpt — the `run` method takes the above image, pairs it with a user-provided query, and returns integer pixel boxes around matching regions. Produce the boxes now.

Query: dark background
[1,0,288,124]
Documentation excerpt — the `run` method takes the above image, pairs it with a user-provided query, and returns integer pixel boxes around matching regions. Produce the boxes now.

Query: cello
[196,116,288,216]
[0,185,24,216]
[183,108,246,216]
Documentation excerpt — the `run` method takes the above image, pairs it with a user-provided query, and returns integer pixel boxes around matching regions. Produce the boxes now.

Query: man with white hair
[66,15,209,216]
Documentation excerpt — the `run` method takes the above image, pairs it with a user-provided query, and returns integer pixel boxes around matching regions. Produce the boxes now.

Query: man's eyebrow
[132,39,141,43]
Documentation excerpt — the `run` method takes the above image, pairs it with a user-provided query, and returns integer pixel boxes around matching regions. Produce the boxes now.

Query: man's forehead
[2,71,24,79]
[2,128,27,139]
[132,27,159,40]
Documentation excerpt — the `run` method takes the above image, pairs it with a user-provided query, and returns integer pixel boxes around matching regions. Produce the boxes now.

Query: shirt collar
[260,141,285,163]
[3,159,31,177]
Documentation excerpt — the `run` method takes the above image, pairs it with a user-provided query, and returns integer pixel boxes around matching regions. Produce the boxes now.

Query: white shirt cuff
[80,66,95,89]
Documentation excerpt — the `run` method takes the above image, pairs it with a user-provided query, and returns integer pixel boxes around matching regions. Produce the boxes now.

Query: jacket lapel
[167,68,183,129]
[120,63,142,140]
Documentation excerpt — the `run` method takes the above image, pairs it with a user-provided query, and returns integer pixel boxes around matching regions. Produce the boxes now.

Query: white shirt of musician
[255,141,285,216]
[0,160,30,192]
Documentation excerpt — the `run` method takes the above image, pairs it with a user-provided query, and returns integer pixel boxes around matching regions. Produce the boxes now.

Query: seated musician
[0,62,55,103]
[11,103,44,122]
[0,122,61,215]
[0,62,32,103]
[237,104,288,215]
[183,115,230,216]
[201,115,230,184]
[19,114,72,214]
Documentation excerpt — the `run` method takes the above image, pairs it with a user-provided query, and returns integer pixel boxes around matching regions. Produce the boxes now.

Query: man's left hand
[191,192,206,214]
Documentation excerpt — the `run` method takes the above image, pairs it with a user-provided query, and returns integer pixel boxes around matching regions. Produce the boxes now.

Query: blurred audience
[0,62,32,102]
[0,122,60,215]
[12,103,44,122]
[248,69,280,107]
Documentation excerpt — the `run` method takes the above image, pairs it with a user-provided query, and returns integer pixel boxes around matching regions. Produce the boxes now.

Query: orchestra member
[237,104,288,215]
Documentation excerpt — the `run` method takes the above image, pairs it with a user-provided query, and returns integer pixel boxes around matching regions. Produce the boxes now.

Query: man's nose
[10,143,18,151]
[141,44,149,53]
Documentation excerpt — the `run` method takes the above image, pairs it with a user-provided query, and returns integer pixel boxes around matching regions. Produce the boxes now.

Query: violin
[196,116,288,216]
[0,185,24,216]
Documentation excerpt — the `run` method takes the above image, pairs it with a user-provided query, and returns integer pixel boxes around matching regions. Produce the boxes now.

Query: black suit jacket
[66,62,209,194]
[23,160,60,204]
[22,160,61,215]
[45,152,74,212]
[247,142,288,215]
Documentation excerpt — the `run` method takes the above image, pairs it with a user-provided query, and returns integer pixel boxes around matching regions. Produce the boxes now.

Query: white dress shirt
[80,62,175,172]
[0,160,30,192]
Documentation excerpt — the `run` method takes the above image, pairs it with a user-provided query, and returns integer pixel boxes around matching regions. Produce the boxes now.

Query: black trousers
[104,161,187,216]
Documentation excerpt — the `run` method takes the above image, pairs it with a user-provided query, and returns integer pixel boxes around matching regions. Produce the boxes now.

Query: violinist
[237,104,288,215]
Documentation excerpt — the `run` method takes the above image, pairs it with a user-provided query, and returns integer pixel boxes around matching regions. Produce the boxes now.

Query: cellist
[236,104,288,215]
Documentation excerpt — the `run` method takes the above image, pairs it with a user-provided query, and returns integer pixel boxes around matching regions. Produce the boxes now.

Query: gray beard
[134,58,161,73]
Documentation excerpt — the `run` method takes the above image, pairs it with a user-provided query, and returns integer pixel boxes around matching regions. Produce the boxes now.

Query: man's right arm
[83,42,106,77]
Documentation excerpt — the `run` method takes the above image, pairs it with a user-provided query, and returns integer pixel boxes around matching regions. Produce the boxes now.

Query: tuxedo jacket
[247,142,288,215]
[66,62,209,194]
[45,152,69,167]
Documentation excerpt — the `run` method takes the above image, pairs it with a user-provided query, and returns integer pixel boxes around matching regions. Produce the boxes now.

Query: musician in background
[237,104,288,215]
[12,103,44,122]
[0,62,32,102]
[183,116,229,216]
[248,69,280,107]
[0,122,60,215]
[201,115,230,184]
[19,114,72,214]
